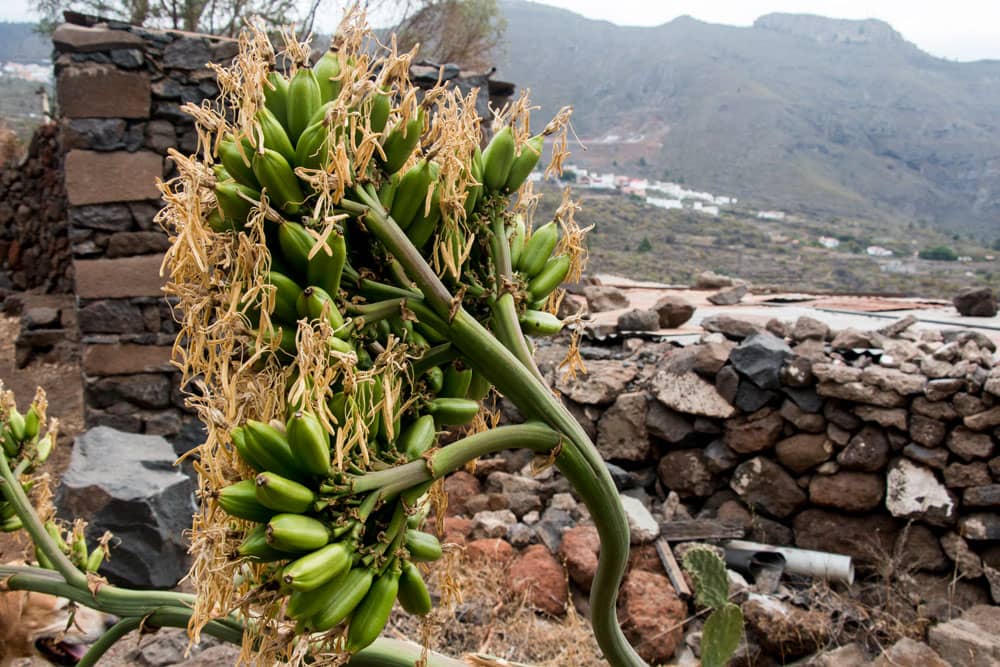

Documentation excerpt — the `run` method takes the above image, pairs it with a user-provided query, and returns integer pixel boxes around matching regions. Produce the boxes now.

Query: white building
[866,246,894,257]
[646,197,683,210]
[818,236,840,249]
[757,210,786,221]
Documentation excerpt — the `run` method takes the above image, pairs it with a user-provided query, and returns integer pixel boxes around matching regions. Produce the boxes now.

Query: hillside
[0,23,50,63]
[495,2,1000,240]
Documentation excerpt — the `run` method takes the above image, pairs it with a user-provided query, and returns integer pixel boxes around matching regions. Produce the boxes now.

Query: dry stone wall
[504,310,1000,604]
[0,123,71,294]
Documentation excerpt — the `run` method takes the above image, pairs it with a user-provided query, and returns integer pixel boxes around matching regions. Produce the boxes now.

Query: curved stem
[76,617,143,667]
[0,452,88,589]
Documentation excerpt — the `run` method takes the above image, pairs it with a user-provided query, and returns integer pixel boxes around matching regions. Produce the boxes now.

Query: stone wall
[53,15,514,444]
[0,123,71,294]
[500,306,1000,604]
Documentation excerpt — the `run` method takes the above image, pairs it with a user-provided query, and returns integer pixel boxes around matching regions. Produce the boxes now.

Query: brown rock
[855,405,908,430]
[700,314,764,340]
[106,231,171,258]
[940,532,983,578]
[895,524,948,572]
[903,444,949,469]
[52,24,145,52]
[558,524,600,591]
[809,472,884,512]
[837,425,891,472]
[627,543,661,573]
[871,638,948,667]
[707,284,747,305]
[947,426,995,460]
[862,366,927,395]
[693,340,733,375]
[723,408,784,454]
[964,406,1000,431]
[928,605,1000,666]
[779,400,826,432]
[817,380,907,407]
[912,396,959,421]
[74,255,166,299]
[645,401,694,444]
[793,509,898,567]
[658,450,715,497]
[57,65,150,119]
[82,344,172,375]
[65,150,162,205]
[582,285,628,312]
[925,378,966,402]
[730,457,807,518]
[444,471,481,516]
[955,392,987,417]
[792,315,830,341]
[960,513,1000,540]
[442,516,472,545]
[465,538,515,567]
[953,287,998,317]
[831,327,876,349]
[943,462,991,488]
[596,391,651,461]
[774,433,833,473]
[910,415,947,447]
[743,597,830,659]
[507,544,567,616]
[618,570,686,665]
[652,294,695,328]
[652,370,735,418]
[556,360,637,405]
[964,484,1000,507]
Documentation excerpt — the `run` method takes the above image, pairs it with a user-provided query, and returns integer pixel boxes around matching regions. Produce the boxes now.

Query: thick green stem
[346,422,560,497]
[0,453,88,589]
[340,197,645,666]
[76,617,143,667]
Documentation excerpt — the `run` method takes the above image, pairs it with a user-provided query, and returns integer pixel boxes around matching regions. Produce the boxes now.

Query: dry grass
[386,552,605,666]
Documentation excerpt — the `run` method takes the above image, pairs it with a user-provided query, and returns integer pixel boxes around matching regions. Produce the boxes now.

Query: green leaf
[701,603,744,667]
[682,546,729,609]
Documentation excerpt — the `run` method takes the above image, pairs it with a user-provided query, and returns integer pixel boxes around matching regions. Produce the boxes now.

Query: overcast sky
[2,0,999,62]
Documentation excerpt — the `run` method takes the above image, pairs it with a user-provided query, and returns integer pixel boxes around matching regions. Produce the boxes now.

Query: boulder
[596,391,651,461]
[652,294,695,328]
[694,270,736,289]
[582,285,628,312]
[809,472,884,512]
[56,427,195,588]
[507,544,567,615]
[793,509,898,567]
[928,605,1000,666]
[743,595,830,659]
[700,314,763,340]
[556,360,637,405]
[871,638,948,667]
[947,426,995,461]
[774,433,834,473]
[723,408,784,454]
[651,370,735,418]
[837,425,890,472]
[729,333,792,390]
[645,401,695,444]
[658,450,715,498]
[730,457,807,518]
[791,316,830,341]
[558,524,600,591]
[886,459,957,527]
[465,538,515,567]
[617,308,659,332]
[895,524,948,572]
[621,495,659,544]
[707,284,747,305]
[444,470,481,516]
[618,570,686,665]
[953,287,997,317]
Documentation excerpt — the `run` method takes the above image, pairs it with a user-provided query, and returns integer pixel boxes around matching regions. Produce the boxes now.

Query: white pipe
[724,540,854,585]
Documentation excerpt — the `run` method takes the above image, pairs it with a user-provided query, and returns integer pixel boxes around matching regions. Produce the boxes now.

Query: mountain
[494,2,1000,238]
[0,23,50,63]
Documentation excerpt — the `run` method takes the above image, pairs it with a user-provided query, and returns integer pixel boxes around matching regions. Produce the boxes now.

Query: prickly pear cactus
[682,546,729,609]
[682,547,744,667]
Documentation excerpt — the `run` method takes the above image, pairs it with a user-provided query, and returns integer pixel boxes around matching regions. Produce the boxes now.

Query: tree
[918,245,958,261]
[393,0,505,68]
[637,237,652,252]
[35,0,304,36]
[993,237,1000,251]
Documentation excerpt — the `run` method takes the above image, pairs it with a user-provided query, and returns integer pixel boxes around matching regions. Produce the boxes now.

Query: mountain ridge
[495,1,1000,238]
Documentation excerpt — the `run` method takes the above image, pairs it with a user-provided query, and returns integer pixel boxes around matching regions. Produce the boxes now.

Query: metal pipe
[724,540,854,585]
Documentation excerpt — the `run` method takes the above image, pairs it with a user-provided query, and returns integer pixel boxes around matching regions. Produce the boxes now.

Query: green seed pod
[1,515,23,533]
[508,214,526,268]
[346,567,401,653]
[34,434,53,464]
[206,209,236,233]
[368,91,391,134]
[463,146,484,217]
[391,159,434,230]
[382,109,425,175]
[505,134,544,192]
[230,426,263,471]
[526,254,571,302]
[516,221,559,277]
[481,126,516,192]
[254,106,296,163]
[287,68,322,144]
[264,71,290,128]
[313,51,342,102]
[378,172,399,210]
[252,148,303,215]
[255,472,317,514]
[218,136,260,189]
[399,414,436,461]
[440,365,473,399]
[1,430,17,457]
[7,409,25,442]
[397,561,432,615]
[286,410,331,477]
[404,529,443,562]
[519,309,563,336]
[266,271,303,326]
[238,524,289,562]
[306,229,347,299]
[425,397,480,426]
[404,182,441,248]
[277,220,314,278]
[294,121,331,171]
[466,371,492,401]
[282,541,352,592]
[422,365,443,394]
[0,501,15,521]
[215,181,260,226]
[85,547,105,573]
[308,567,374,632]
[297,286,346,333]
[266,513,331,553]
[287,567,351,620]
[23,408,39,440]
[218,479,275,523]
[244,420,304,481]
[327,336,355,355]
